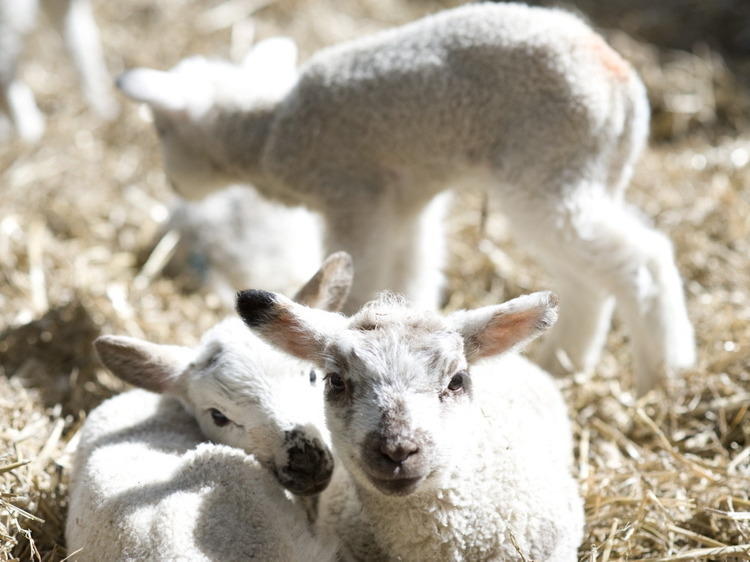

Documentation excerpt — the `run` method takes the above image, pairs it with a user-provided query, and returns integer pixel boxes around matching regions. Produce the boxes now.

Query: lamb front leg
[324,199,399,314]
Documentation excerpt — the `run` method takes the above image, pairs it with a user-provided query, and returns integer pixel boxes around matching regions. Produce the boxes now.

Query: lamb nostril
[380,442,419,464]
[288,445,323,476]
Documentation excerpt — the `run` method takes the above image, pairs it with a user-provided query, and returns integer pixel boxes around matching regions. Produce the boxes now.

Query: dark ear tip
[236,290,278,326]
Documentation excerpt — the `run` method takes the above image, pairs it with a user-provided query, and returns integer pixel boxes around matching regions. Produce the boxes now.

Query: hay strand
[2,0,750,560]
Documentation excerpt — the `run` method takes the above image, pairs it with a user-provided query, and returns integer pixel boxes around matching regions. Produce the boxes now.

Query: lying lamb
[0,0,117,142]
[117,2,694,394]
[146,184,324,308]
[237,288,584,561]
[66,252,352,561]
[65,391,339,561]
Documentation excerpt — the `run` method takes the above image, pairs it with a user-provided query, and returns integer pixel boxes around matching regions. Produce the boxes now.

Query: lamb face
[236,290,559,498]
[95,252,353,496]
[150,108,230,200]
[117,58,238,200]
[95,320,334,496]
[117,38,298,200]
[181,321,334,496]
[320,316,472,496]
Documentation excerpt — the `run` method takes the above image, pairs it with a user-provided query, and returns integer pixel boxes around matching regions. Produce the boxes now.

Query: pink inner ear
[110,353,174,393]
[123,358,178,393]
[95,337,181,394]
[472,308,543,359]
[271,308,322,360]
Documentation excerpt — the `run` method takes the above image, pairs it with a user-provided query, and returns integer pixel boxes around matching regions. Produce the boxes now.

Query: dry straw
[1,0,749,560]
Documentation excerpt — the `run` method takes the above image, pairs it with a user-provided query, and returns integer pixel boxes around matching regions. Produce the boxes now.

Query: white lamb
[0,0,117,142]
[149,184,324,308]
[236,288,584,561]
[66,252,352,561]
[65,391,339,561]
[117,2,695,394]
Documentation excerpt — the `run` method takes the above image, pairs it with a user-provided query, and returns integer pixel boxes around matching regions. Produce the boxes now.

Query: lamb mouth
[285,477,331,496]
[367,475,425,496]
[275,470,332,496]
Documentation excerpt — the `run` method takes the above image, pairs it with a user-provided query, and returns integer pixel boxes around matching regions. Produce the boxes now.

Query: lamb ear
[94,335,191,393]
[449,292,559,363]
[242,37,298,72]
[116,68,188,113]
[236,290,343,365]
[242,37,298,96]
[293,252,353,312]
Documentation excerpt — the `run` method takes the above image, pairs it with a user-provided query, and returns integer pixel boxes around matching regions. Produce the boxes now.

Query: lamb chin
[367,475,425,497]
[276,468,332,496]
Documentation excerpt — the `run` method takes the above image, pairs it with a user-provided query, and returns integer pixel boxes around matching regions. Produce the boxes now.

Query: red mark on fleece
[587,35,630,81]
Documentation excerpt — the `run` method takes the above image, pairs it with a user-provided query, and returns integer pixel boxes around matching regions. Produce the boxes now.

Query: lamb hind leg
[324,198,399,314]
[612,219,696,395]
[508,193,694,395]
[323,188,444,313]
[386,193,450,310]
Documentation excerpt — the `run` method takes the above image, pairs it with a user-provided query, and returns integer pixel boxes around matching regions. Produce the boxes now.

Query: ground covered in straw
[1,1,749,560]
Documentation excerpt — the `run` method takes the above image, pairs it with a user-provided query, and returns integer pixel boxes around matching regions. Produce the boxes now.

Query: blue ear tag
[187,250,210,281]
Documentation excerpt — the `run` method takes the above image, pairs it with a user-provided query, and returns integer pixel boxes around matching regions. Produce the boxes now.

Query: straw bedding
[1,0,749,560]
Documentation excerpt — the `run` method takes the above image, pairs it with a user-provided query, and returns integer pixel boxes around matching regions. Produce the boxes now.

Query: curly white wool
[65,389,338,561]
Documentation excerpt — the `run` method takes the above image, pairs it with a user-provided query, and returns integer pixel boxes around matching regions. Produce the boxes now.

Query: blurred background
[1,0,749,559]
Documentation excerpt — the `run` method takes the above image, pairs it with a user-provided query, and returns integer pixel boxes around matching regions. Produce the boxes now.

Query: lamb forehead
[190,319,305,404]
[347,294,449,334]
[332,301,464,384]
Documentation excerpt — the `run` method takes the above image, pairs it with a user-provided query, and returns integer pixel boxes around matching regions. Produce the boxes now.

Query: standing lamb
[116,2,694,395]
[236,288,584,561]
[66,252,352,560]
[0,0,117,142]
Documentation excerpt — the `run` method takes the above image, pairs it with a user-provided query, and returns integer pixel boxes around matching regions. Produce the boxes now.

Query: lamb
[116,2,695,394]
[65,391,340,561]
[147,184,324,308]
[236,288,584,561]
[0,0,117,142]
[66,252,352,561]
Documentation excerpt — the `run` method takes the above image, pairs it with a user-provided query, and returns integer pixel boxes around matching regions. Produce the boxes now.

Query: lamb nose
[289,445,320,475]
[380,442,419,464]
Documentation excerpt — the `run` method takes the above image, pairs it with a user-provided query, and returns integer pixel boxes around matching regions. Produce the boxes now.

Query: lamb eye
[209,408,230,427]
[447,371,467,392]
[325,372,346,394]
